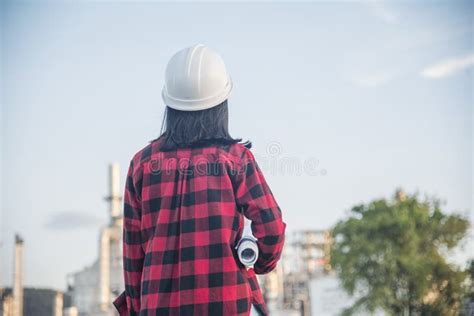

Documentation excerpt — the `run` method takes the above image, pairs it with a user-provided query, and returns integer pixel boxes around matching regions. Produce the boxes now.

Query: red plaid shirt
[113,138,287,316]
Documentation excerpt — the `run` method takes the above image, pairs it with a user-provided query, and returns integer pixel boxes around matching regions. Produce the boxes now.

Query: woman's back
[117,138,286,315]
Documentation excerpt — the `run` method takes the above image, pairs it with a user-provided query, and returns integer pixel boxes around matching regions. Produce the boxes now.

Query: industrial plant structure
[0,234,74,316]
[1,234,24,316]
[66,163,124,315]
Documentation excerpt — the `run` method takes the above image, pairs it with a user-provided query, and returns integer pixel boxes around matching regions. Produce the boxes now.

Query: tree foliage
[330,190,470,316]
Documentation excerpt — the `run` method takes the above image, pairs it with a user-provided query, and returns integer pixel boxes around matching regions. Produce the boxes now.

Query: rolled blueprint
[235,218,259,268]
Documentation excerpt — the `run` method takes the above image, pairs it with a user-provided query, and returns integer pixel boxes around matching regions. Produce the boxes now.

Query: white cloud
[421,54,474,79]
[44,211,101,230]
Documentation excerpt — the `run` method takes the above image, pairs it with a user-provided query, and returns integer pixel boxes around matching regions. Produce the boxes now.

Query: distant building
[66,163,124,315]
[0,233,74,316]
[280,229,337,315]
[1,287,71,316]
[0,288,13,316]
[280,229,386,316]
[277,229,332,315]
[310,275,347,315]
[290,230,332,276]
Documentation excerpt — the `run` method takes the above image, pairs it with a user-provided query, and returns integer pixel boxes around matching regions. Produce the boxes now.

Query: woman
[113,44,287,316]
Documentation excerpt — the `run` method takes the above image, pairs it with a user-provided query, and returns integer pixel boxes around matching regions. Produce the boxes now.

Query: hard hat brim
[162,77,233,112]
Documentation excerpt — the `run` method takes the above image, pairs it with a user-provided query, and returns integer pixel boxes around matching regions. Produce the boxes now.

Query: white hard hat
[162,44,233,111]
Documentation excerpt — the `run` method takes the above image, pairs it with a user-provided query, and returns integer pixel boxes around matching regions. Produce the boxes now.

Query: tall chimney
[99,163,123,312]
[105,163,122,220]
[13,234,23,316]
[54,291,64,316]
[99,228,111,311]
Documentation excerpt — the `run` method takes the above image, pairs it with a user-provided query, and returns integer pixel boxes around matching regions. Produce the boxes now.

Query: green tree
[330,190,470,316]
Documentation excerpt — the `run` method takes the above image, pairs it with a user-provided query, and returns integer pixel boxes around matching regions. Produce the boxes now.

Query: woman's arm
[122,160,144,315]
[231,148,287,274]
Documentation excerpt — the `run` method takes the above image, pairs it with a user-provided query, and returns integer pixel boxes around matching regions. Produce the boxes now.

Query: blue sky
[1,1,472,290]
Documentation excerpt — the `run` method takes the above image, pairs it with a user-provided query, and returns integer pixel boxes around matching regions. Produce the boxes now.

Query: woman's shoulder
[130,138,164,166]
[217,142,255,164]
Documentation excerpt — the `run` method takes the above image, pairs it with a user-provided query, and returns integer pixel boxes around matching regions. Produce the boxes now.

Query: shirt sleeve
[231,148,287,274]
[123,160,144,315]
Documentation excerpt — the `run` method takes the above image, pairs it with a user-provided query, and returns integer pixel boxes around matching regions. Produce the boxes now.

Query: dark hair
[153,100,251,151]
